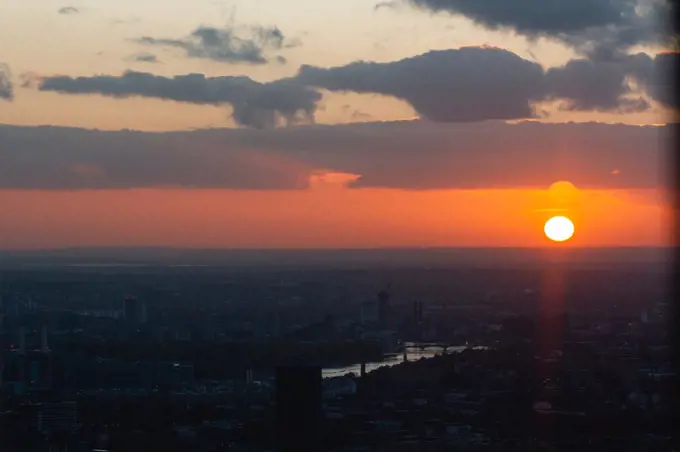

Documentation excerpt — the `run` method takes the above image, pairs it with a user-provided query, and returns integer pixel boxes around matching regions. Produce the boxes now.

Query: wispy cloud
[58,6,80,15]
[134,24,299,65]
[130,53,160,64]
[374,1,399,11]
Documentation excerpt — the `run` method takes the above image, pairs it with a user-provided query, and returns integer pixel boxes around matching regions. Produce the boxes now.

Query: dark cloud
[232,120,670,190]
[298,47,546,122]
[406,0,675,59]
[0,125,309,190]
[297,46,655,120]
[135,25,296,65]
[131,53,160,64]
[58,6,79,14]
[0,121,669,191]
[409,0,633,34]
[630,51,679,110]
[32,47,674,127]
[543,57,650,112]
[0,63,13,101]
[37,71,321,129]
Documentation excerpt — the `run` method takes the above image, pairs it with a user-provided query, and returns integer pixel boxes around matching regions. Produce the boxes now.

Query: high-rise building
[276,366,322,452]
[123,296,147,325]
[413,300,424,323]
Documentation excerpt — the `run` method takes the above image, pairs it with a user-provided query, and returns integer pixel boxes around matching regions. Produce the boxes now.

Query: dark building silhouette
[275,366,322,452]
[413,300,424,323]
[40,325,49,354]
[377,287,390,329]
[2,324,53,395]
[2,351,26,395]
[123,296,147,326]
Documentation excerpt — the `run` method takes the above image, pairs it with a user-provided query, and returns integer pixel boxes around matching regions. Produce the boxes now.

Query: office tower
[276,366,322,452]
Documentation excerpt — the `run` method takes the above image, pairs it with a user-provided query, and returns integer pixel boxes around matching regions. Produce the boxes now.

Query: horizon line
[0,119,675,135]
[0,245,672,253]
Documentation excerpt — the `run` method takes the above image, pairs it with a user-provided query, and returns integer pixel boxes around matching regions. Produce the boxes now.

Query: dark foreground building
[275,366,322,452]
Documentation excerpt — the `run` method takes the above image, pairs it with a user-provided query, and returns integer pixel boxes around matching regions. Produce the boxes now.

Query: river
[322,344,486,379]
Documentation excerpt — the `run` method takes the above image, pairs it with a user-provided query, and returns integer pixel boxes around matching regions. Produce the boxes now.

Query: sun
[544,216,575,242]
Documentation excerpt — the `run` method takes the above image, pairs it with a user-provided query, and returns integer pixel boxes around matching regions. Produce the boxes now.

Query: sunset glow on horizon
[0,186,670,250]
[0,0,675,251]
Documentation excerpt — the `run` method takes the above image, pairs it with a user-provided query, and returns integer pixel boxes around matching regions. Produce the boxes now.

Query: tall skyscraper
[275,366,322,452]
[413,300,424,323]
[377,287,391,329]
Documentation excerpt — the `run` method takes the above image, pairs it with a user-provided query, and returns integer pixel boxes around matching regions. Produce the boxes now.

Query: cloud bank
[406,0,676,59]
[299,47,545,122]
[37,71,320,129]
[34,47,676,128]
[0,121,670,191]
[298,47,673,119]
[31,47,678,129]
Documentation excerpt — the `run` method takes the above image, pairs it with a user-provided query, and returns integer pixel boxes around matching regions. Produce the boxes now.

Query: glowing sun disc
[544,216,575,242]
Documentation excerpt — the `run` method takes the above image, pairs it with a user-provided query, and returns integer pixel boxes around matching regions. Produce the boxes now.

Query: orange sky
[0,1,675,250]
[0,185,670,249]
